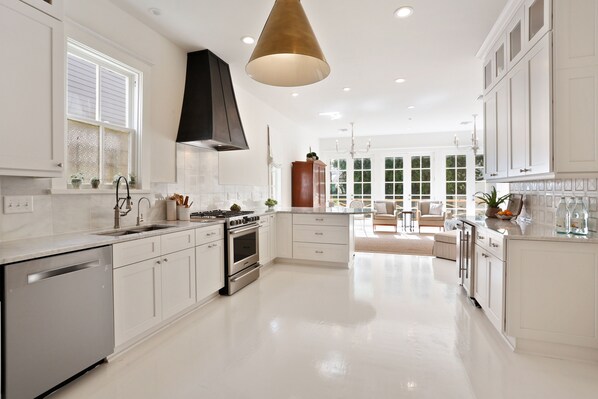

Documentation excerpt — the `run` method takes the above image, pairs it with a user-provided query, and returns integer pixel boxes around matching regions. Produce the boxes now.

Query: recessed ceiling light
[241,36,255,45]
[291,92,299,97]
[148,7,162,16]
[394,6,414,18]
[343,87,351,92]
[407,105,415,109]
[319,112,342,120]
[395,78,406,84]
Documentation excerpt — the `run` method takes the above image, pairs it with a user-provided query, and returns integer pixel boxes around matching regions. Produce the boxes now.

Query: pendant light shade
[246,0,330,87]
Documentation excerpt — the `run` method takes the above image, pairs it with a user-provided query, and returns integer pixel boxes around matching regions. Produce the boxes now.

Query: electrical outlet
[3,196,34,214]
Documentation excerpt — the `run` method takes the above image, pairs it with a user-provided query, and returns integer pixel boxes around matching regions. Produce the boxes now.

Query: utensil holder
[177,206,191,221]
[166,200,177,221]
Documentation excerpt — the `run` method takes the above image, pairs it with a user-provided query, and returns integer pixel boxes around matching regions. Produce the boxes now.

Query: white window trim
[54,39,143,192]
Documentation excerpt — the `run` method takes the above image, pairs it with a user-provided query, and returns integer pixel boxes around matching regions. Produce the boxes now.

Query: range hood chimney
[176,50,249,151]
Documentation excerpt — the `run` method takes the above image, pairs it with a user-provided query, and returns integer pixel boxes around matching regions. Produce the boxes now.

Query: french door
[407,155,432,210]
[383,155,432,210]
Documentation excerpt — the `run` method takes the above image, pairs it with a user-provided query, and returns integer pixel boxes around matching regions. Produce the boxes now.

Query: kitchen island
[459,216,598,362]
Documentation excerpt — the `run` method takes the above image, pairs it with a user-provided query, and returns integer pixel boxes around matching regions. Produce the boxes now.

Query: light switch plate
[3,196,34,214]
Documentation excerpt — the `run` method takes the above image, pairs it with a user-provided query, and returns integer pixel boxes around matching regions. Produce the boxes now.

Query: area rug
[355,231,435,256]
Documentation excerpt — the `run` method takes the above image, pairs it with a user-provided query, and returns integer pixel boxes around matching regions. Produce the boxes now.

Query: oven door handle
[231,264,261,282]
[229,225,259,235]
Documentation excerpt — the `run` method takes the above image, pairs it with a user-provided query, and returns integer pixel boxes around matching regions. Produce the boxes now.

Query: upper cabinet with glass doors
[480,0,598,180]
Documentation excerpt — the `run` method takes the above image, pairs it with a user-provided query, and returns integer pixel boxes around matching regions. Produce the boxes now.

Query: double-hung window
[66,41,140,187]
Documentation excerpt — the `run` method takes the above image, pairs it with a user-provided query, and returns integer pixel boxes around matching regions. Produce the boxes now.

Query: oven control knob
[231,220,238,226]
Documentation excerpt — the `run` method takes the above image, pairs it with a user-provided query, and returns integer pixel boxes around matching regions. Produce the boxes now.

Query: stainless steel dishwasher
[3,246,114,399]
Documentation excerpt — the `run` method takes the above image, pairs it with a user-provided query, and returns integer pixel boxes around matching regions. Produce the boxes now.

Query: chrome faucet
[113,175,133,229]
[137,197,151,226]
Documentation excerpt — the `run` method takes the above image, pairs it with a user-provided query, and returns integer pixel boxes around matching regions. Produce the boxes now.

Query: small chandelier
[454,114,480,155]
[336,122,371,159]
[246,0,330,87]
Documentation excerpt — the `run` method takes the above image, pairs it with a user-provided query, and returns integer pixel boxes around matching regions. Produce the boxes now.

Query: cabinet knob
[491,243,499,248]
[478,235,484,240]
[519,168,525,173]
[163,258,168,262]
[156,260,162,264]
[490,173,498,177]
[57,163,63,168]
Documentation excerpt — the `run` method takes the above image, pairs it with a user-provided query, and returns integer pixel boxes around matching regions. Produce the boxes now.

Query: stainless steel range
[191,210,261,295]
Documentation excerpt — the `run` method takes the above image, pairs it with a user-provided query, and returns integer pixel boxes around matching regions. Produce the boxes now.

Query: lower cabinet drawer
[195,224,224,246]
[293,242,349,263]
[293,214,349,227]
[293,224,348,244]
[113,236,161,268]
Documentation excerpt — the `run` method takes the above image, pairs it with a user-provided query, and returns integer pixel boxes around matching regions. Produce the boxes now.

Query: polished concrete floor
[52,253,598,399]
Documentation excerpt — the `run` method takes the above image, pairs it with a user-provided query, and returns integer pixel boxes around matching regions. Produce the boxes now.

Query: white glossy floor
[52,253,598,399]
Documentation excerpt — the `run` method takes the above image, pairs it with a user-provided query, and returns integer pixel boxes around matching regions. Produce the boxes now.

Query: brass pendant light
[246,0,330,87]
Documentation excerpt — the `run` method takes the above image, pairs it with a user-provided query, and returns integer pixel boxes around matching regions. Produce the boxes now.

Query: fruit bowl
[496,214,515,220]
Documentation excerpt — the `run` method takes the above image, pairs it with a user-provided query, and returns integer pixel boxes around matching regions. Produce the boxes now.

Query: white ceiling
[111,0,507,138]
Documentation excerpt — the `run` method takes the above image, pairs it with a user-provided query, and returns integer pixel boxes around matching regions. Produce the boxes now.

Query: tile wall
[510,178,598,232]
[0,144,268,243]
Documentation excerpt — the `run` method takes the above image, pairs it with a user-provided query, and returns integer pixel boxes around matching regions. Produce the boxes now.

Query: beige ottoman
[433,230,458,261]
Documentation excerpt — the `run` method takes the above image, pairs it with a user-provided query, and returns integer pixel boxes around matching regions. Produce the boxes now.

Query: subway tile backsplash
[0,144,268,243]
[510,178,598,232]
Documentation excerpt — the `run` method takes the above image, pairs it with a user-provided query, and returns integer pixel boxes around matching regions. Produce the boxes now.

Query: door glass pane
[495,44,505,76]
[529,0,544,40]
[329,158,347,206]
[510,22,522,60]
[353,158,371,207]
[445,155,467,215]
[384,157,404,208]
[410,156,431,209]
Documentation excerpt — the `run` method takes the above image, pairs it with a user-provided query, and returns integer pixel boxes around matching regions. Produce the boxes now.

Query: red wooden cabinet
[291,160,327,207]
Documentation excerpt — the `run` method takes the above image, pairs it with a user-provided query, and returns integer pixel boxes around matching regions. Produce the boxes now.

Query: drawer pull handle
[315,232,324,235]
[315,218,324,221]
[315,250,324,254]
[478,235,484,240]
[490,243,499,248]
[481,253,488,258]
[490,173,497,176]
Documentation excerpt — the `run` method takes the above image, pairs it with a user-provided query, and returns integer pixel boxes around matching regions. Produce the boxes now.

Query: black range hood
[176,50,249,151]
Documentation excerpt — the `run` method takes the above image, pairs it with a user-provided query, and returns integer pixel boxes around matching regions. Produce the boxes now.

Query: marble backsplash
[0,145,268,243]
[510,178,598,232]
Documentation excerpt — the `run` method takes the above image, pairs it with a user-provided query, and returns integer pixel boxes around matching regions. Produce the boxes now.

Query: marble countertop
[458,216,598,243]
[0,207,374,265]
[0,220,224,266]
[274,207,374,215]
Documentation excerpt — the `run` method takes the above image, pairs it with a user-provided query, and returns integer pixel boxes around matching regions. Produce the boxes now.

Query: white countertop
[0,207,374,265]
[0,220,224,266]
[274,206,374,215]
[459,216,598,243]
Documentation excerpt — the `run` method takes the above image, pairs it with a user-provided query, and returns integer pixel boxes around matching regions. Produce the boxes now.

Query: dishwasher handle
[27,260,101,284]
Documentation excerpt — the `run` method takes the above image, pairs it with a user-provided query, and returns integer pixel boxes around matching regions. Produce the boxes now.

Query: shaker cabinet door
[0,0,64,177]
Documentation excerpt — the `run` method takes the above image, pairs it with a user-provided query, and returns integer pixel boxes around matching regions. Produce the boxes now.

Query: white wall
[65,0,187,184]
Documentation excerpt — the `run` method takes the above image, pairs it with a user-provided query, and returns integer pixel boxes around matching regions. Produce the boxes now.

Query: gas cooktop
[190,210,254,219]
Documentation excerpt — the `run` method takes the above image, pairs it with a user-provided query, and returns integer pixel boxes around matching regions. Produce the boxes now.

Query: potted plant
[129,173,137,189]
[475,187,511,218]
[264,198,278,210]
[70,172,84,189]
[90,177,100,189]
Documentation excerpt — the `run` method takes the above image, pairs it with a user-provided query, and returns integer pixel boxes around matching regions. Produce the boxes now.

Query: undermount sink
[96,224,175,237]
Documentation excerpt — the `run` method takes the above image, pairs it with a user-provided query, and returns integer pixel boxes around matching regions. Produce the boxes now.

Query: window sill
[49,188,151,195]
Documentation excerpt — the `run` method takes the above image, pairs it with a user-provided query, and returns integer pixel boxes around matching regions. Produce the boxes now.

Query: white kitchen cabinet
[507,240,598,349]
[161,248,196,320]
[276,213,293,259]
[196,239,224,302]
[484,79,509,179]
[506,5,526,69]
[291,214,354,267]
[161,229,195,255]
[0,0,64,177]
[195,224,224,246]
[554,0,598,173]
[507,34,552,178]
[20,0,63,20]
[113,236,161,268]
[525,0,551,49]
[474,227,506,334]
[259,219,272,265]
[114,257,162,347]
[268,214,276,261]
